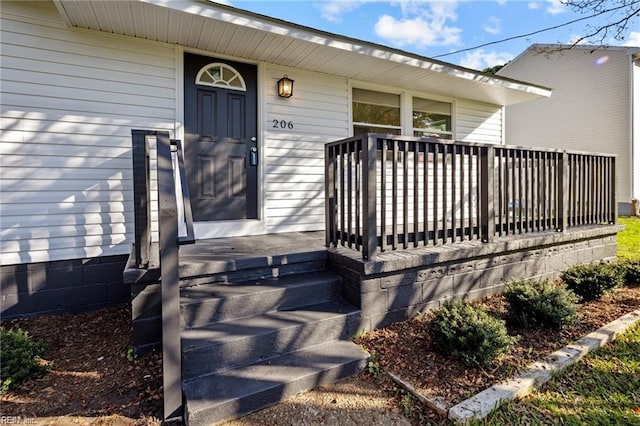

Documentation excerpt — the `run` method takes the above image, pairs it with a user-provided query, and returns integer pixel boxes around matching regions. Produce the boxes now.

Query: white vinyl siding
[264,67,349,233]
[0,2,176,265]
[456,100,503,144]
[499,48,632,203]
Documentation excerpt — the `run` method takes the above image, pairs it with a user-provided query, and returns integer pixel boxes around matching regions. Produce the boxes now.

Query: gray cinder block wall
[328,225,621,332]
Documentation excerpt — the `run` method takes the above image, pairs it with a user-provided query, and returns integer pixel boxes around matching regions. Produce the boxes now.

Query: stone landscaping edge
[447,308,640,425]
[383,308,640,425]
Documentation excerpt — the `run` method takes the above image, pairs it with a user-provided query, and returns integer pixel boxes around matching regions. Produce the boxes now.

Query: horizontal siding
[499,48,631,201]
[264,67,349,233]
[455,100,503,144]
[0,2,175,265]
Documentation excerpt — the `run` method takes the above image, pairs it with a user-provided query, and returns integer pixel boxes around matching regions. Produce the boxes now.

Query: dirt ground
[1,285,639,426]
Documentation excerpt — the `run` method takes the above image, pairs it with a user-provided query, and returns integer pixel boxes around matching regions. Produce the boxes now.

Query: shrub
[504,279,578,329]
[561,262,624,302]
[427,301,516,368]
[0,327,47,393]
[617,258,640,285]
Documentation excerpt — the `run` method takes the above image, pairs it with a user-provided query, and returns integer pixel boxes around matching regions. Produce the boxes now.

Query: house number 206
[272,119,294,129]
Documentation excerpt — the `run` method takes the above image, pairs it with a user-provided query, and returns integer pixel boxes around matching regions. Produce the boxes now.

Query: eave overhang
[53,0,552,106]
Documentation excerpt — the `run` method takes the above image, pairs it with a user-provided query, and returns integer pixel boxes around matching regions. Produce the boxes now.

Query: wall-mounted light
[277,75,294,98]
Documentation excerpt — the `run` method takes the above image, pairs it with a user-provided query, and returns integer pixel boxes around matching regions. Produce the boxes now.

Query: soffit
[53,0,551,105]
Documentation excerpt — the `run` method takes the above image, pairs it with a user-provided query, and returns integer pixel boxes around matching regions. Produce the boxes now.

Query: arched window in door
[195,63,247,91]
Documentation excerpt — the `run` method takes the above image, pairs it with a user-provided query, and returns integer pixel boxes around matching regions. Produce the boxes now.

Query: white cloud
[623,31,640,47]
[483,17,501,35]
[460,49,514,70]
[546,0,567,15]
[374,1,462,47]
[317,1,367,23]
[528,2,540,10]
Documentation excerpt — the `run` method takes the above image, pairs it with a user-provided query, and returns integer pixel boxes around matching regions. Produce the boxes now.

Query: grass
[472,218,640,425]
[477,322,640,425]
[618,216,640,260]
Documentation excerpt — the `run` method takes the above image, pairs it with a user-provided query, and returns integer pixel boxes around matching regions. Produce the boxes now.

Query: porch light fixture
[277,75,294,98]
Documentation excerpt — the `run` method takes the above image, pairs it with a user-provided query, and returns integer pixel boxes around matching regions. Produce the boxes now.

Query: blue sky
[215,0,640,70]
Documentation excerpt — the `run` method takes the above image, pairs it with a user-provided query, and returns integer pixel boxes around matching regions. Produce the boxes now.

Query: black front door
[184,53,258,221]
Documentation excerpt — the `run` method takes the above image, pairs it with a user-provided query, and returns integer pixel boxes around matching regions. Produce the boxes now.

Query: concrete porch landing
[178,231,326,279]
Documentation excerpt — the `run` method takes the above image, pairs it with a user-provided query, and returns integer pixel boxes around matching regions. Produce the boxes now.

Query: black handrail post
[480,145,495,243]
[362,134,378,259]
[610,156,617,224]
[132,129,151,268]
[325,143,336,248]
[156,131,182,421]
[557,151,569,232]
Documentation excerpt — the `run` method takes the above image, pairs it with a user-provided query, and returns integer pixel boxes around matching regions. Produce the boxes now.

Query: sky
[213,0,640,70]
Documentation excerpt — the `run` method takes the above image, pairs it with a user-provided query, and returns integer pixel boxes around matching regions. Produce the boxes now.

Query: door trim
[177,46,266,238]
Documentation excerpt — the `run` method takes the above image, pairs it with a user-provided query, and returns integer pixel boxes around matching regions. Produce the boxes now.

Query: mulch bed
[355,284,640,424]
[1,285,639,425]
[0,304,163,423]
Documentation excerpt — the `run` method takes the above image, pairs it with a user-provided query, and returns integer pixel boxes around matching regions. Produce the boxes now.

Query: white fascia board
[139,0,551,99]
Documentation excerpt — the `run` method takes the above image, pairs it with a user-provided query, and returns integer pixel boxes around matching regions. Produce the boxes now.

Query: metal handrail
[130,129,184,420]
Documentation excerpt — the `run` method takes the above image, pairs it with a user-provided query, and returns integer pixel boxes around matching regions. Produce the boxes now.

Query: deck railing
[131,129,194,421]
[325,134,616,260]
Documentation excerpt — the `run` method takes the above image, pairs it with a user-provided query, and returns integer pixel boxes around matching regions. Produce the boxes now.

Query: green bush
[0,327,47,393]
[427,301,517,368]
[617,258,640,285]
[504,279,578,329]
[561,262,624,302]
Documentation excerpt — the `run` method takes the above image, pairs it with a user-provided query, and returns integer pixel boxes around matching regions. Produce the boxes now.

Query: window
[412,97,452,140]
[195,63,246,91]
[352,88,453,139]
[352,88,401,135]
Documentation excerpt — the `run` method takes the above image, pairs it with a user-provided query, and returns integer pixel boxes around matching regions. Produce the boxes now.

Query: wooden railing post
[362,134,378,259]
[480,145,495,243]
[610,156,617,223]
[156,131,182,421]
[325,143,336,247]
[557,151,569,232]
[131,129,151,268]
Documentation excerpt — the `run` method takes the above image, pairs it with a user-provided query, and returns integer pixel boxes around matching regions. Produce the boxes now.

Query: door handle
[250,147,258,166]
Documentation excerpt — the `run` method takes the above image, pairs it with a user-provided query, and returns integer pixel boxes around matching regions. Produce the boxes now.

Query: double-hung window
[352,88,453,139]
[412,97,452,140]
[352,88,401,135]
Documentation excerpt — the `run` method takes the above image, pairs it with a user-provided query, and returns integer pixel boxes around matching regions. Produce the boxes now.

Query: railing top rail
[326,133,616,158]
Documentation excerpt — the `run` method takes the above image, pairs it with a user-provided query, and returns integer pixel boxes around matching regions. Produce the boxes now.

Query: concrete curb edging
[447,308,640,425]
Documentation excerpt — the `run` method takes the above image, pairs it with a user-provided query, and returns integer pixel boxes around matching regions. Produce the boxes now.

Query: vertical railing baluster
[381,139,387,252]
[324,144,335,247]
[354,143,360,249]
[423,143,429,246]
[432,144,440,245]
[347,142,353,247]
[480,145,495,243]
[475,147,481,240]
[392,140,399,250]
[442,144,449,244]
[339,143,345,246]
[558,151,568,232]
[403,141,409,249]
[413,142,419,247]
[610,156,617,223]
[451,145,457,242]
[460,146,465,241]
[498,149,504,236]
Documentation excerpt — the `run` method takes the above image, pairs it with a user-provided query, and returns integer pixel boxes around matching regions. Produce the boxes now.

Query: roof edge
[140,0,552,97]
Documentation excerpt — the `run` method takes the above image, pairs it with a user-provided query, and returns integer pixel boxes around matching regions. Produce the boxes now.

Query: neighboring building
[498,44,640,215]
[0,0,551,318]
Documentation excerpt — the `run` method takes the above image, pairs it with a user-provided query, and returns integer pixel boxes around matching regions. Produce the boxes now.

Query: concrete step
[180,270,341,327]
[183,340,369,426]
[181,300,361,381]
[179,249,328,286]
